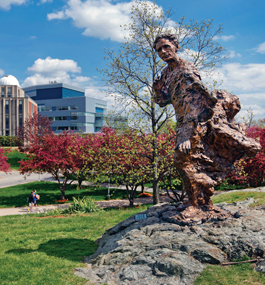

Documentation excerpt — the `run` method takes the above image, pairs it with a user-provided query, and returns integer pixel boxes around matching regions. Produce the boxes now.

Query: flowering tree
[228,126,264,187]
[92,127,177,207]
[19,131,77,200]
[0,148,10,173]
[69,133,102,188]
[17,113,53,147]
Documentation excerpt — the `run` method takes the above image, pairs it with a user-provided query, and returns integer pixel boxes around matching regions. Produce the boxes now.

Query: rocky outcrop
[75,200,265,285]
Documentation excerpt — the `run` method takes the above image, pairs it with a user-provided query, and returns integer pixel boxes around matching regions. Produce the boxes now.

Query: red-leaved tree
[228,126,265,187]
[0,148,10,173]
[19,131,77,199]
[17,113,53,148]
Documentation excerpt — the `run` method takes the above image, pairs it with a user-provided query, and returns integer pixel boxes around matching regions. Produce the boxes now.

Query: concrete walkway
[0,170,53,188]
[0,204,70,217]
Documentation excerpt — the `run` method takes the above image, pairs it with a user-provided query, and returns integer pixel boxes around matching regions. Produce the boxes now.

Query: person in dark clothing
[28,191,34,212]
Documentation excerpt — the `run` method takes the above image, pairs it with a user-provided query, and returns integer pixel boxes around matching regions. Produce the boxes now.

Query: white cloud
[0,68,4,76]
[22,56,92,87]
[40,0,52,3]
[203,62,265,92]
[214,35,235,41]
[47,0,162,42]
[228,50,241,58]
[200,62,265,120]
[255,42,265,54]
[0,0,27,10]
[47,0,134,41]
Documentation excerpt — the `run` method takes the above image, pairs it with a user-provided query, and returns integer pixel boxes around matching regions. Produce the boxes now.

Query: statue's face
[155,38,178,63]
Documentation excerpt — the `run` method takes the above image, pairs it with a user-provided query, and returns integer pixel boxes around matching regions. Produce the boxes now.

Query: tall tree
[101,0,227,204]
[17,113,53,147]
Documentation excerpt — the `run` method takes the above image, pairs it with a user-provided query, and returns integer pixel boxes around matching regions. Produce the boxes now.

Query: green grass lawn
[7,149,27,170]
[0,206,149,285]
[0,181,130,208]
[194,261,265,285]
[212,190,265,206]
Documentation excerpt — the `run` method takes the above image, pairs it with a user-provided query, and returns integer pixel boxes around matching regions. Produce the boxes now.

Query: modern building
[23,82,107,133]
[0,75,37,136]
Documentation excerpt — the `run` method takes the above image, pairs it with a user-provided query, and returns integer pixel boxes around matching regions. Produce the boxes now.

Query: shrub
[65,196,101,214]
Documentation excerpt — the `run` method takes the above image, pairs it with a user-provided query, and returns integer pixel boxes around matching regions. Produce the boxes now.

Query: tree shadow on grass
[5,238,98,262]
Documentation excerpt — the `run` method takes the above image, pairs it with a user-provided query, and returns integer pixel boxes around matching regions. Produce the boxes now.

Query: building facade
[23,82,107,133]
[0,75,37,136]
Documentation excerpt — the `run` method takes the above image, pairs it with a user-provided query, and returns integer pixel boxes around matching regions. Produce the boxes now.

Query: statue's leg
[174,152,216,207]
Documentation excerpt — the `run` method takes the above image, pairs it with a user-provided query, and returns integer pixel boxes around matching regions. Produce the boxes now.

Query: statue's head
[153,33,179,63]
[153,33,179,52]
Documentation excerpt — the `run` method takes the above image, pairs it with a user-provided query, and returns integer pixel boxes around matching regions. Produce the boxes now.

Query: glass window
[38,105,45,112]
[1,87,5,95]
[56,106,68,111]
[56,126,69,131]
[96,107,104,113]
[71,116,78,120]
[5,100,9,114]
[8,87,11,95]
[19,115,23,127]
[5,115,9,128]
[19,100,23,114]
[70,126,78,130]
[70,105,78,110]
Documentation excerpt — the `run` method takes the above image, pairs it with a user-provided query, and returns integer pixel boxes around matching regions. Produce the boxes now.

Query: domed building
[0,75,37,136]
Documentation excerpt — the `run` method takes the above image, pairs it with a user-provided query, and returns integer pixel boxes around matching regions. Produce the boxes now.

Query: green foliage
[214,179,248,191]
[66,196,101,214]
[7,149,27,170]
[0,136,22,147]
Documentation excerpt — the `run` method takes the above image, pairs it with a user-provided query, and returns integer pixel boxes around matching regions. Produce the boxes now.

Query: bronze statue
[153,33,261,215]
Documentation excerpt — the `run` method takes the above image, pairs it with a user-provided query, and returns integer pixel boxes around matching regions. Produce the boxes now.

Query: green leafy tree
[100,0,228,204]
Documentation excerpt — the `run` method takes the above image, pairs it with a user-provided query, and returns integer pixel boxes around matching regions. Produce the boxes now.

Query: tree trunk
[153,180,159,205]
[61,190,66,200]
[141,183,145,194]
[78,178,82,188]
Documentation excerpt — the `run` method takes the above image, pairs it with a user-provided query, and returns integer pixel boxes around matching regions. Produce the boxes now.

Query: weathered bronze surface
[153,34,261,219]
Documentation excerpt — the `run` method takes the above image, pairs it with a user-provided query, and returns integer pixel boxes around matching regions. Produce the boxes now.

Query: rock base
[75,199,265,285]
[163,204,233,226]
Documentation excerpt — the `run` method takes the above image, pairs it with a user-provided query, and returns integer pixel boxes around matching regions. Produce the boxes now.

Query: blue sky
[1,0,265,120]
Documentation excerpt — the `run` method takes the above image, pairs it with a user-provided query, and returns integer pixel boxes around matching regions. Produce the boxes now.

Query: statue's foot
[167,203,233,226]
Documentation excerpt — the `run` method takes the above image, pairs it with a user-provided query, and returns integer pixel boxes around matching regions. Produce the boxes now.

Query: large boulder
[76,200,265,285]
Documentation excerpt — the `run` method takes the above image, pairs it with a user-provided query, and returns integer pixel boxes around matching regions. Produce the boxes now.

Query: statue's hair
[153,33,179,51]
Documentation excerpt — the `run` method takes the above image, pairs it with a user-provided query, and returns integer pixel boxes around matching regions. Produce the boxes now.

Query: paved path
[0,170,53,188]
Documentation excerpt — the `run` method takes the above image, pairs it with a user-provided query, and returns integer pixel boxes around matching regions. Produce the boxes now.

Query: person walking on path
[33,189,38,207]
[28,191,34,212]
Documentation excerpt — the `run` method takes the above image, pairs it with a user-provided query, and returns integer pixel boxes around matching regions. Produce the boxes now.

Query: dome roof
[0,75,20,86]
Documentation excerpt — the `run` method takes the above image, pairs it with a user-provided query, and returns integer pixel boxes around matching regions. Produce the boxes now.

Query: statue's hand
[178,140,191,155]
